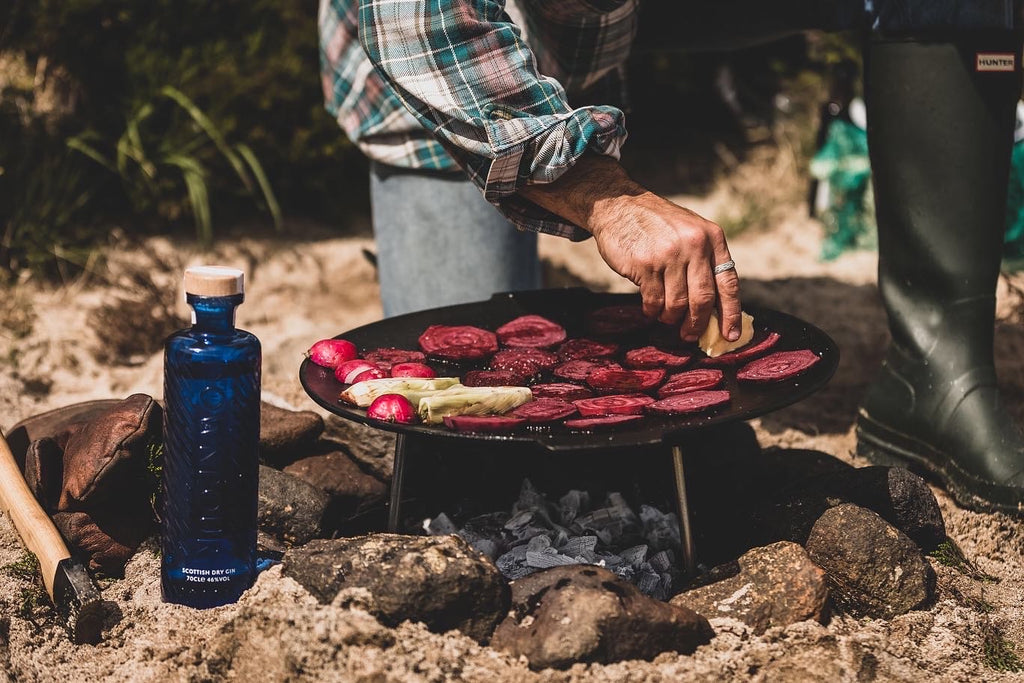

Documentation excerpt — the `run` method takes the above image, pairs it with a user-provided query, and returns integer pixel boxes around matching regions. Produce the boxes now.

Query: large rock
[322,416,395,481]
[260,402,324,467]
[671,541,828,634]
[491,565,713,670]
[805,503,934,619]
[751,464,945,552]
[282,534,508,644]
[258,465,329,547]
[283,448,387,529]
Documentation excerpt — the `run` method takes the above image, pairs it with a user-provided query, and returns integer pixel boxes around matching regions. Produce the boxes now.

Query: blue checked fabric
[319,0,637,239]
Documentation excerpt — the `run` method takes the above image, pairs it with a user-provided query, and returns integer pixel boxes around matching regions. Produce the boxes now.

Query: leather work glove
[13,394,162,576]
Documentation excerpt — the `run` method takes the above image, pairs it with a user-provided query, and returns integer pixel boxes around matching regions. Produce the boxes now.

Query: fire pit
[300,288,839,574]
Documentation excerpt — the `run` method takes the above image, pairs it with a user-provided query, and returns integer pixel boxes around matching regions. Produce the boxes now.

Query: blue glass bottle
[161,266,261,608]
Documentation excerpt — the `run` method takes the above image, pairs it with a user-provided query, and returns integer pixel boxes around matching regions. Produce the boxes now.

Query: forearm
[518,154,647,237]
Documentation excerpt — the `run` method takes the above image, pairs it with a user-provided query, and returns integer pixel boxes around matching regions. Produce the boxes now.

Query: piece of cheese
[698,311,754,357]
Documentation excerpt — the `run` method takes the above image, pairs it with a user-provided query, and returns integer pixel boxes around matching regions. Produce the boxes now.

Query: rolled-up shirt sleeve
[358,0,628,239]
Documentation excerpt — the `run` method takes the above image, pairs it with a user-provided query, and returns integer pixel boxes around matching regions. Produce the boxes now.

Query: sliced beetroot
[586,367,666,394]
[646,390,731,415]
[463,369,528,387]
[389,362,436,379]
[658,369,724,398]
[443,415,527,433]
[307,339,358,369]
[573,394,656,417]
[623,346,693,370]
[335,359,385,384]
[490,348,559,378]
[564,415,644,431]
[556,338,620,361]
[586,304,651,337]
[418,325,499,361]
[698,331,782,367]
[529,383,595,401]
[737,349,821,382]
[510,398,578,423]
[363,347,427,371]
[496,315,567,349]
[553,359,622,382]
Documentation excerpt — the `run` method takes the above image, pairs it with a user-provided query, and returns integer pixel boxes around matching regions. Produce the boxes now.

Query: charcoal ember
[697,331,781,367]
[510,398,578,423]
[562,535,599,560]
[490,348,559,377]
[640,504,681,550]
[573,394,656,417]
[556,338,620,361]
[657,369,724,398]
[586,367,666,394]
[619,544,649,566]
[463,369,528,387]
[737,349,821,382]
[565,415,644,431]
[553,359,621,382]
[426,512,459,535]
[671,541,828,635]
[418,324,499,361]
[528,382,594,401]
[491,565,713,669]
[648,549,674,572]
[283,534,510,644]
[559,490,589,525]
[624,346,693,369]
[362,347,426,372]
[586,304,652,337]
[496,314,567,349]
[646,390,731,415]
[805,504,934,619]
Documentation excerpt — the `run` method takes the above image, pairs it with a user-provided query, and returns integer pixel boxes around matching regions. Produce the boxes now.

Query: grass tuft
[930,539,998,583]
[984,626,1024,673]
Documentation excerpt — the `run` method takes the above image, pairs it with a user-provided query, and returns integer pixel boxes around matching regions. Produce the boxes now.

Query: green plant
[930,539,999,583]
[68,86,280,246]
[983,624,1023,672]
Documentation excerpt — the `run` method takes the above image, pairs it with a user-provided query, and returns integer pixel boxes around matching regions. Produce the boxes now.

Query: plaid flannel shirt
[319,0,637,240]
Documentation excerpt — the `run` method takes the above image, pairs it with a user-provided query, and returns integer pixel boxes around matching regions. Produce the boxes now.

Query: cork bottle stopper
[183,266,244,297]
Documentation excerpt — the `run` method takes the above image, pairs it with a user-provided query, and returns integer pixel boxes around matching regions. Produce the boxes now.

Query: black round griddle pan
[300,288,839,451]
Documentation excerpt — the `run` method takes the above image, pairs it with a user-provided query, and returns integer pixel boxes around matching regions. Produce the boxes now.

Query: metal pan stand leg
[387,434,408,532]
[671,445,697,577]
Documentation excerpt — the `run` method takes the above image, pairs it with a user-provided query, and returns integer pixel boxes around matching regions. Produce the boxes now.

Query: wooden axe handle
[0,428,70,600]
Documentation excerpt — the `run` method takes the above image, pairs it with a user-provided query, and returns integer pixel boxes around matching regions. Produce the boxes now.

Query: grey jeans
[370,161,542,318]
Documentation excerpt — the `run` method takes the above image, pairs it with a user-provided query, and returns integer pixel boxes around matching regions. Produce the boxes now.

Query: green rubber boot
[856,33,1024,516]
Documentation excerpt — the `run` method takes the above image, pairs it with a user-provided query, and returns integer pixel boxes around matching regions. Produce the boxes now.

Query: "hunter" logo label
[976,53,1016,72]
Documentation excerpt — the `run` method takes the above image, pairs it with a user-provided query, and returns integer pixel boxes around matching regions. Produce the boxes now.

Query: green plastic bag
[809,118,876,261]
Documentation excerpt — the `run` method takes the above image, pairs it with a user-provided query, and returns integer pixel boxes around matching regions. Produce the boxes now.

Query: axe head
[53,558,105,645]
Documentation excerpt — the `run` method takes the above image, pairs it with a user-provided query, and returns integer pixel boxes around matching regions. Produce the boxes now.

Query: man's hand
[520,154,742,342]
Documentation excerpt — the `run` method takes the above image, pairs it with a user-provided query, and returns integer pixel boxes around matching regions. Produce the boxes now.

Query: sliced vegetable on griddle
[389,361,437,378]
[646,390,731,415]
[573,393,656,417]
[528,383,595,401]
[586,367,666,394]
[491,347,559,374]
[418,386,533,424]
[556,338,619,361]
[363,347,426,371]
[340,377,461,406]
[335,359,386,384]
[510,398,578,423]
[698,331,781,367]
[564,414,644,431]
[418,324,499,362]
[553,359,622,382]
[737,349,820,382]
[657,369,724,398]
[443,415,528,433]
[586,304,651,337]
[623,345,693,369]
[463,369,528,387]
[698,311,755,358]
[496,314,567,349]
